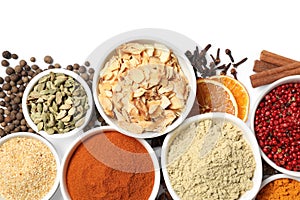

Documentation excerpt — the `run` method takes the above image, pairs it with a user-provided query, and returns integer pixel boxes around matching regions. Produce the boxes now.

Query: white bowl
[60,126,160,200]
[0,132,60,200]
[255,174,300,199]
[161,112,263,200]
[250,75,300,177]
[22,68,94,139]
[91,32,196,139]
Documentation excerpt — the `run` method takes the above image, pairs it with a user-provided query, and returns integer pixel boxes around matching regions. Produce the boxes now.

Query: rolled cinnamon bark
[260,50,297,66]
[250,62,300,88]
[253,60,279,72]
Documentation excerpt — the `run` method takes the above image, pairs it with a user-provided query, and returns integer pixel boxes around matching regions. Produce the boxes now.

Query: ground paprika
[256,178,300,200]
[66,130,155,200]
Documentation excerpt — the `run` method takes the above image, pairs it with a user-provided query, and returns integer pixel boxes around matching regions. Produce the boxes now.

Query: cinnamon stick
[250,62,300,88]
[260,50,297,66]
[253,60,279,72]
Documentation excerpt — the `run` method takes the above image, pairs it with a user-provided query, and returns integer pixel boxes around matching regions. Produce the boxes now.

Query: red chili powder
[66,131,155,200]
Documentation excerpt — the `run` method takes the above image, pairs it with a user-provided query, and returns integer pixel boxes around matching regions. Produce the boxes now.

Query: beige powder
[167,119,256,200]
[0,137,57,200]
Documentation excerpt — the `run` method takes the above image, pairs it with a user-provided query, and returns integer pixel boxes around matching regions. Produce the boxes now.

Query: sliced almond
[169,96,184,110]
[128,68,145,83]
[144,44,154,56]
[160,95,171,109]
[133,88,146,98]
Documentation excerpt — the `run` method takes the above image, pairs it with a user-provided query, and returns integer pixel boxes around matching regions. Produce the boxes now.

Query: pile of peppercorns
[0,50,105,138]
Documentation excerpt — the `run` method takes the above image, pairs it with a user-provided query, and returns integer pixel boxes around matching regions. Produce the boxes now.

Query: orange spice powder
[256,178,300,200]
[66,131,155,200]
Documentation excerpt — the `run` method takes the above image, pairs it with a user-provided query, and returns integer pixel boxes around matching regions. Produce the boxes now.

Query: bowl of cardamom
[22,69,93,139]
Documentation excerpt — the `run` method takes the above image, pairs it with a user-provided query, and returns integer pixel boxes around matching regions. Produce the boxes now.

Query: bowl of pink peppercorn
[251,75,300,177]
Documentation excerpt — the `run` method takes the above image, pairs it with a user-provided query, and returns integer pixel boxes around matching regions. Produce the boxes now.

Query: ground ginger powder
[167,119,256,200]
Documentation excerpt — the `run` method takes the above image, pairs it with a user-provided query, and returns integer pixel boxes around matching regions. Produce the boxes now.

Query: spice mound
[254,82,300,171]
[66,131,155,200]
[26,72,90,134]
[0,136,57,200]
[167,119,256,200]
[256,178,300,200]
[98,42,190,134]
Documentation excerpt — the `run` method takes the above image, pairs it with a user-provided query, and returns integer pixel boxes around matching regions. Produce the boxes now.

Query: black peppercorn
[10,74,21,82]
[48,65,54,69]
[0,115,4,123]
[15,65,22,73]
[30,57,36,62]
[2,83,11,91]
[4,76,11,82]
[14,96,21,104]
[54,63,61,68]
[21,71,28,77]
[19,85,25,92]
[0,77,3,84]
[0,92,6,98]
[16,112,23,120]
[44,55,53,64]
[32,64,39,70]
[66,65,73,71]
[73,63,80,70]
[11,54,18,59]
[19,60,27,67]
[21,119,26,125]
[1,60,9,67]
[88,68,95,74]
[24,65,31,71]
[79,66,86,73]
[84,61,90,67]
[20,125,27,131]
[2,51,12,59]
[6,67,15,75]
[11,86,18,93]
[80,73,88,82]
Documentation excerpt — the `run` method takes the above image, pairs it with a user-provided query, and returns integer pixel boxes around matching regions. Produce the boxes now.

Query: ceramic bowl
[22,68,94,139]
[60,126,160,200]
[91,33,197,139]
[251,75,300,177]
[255,173,300,199]
[0,132,60,200]
[161,112,263,200]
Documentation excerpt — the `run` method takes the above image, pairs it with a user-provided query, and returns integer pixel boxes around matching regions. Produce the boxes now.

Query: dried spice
[256,178,300,200]
[26,72,90,134]
[0,50,106,138]
[185,45,248,79]
[98,43,189,134]
[0,136,57,200]
[66,131,155,200]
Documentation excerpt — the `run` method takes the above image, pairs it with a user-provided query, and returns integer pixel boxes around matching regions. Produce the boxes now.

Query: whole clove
[233,57,248,68]
[225,49,234,62]
[231,68,238,80]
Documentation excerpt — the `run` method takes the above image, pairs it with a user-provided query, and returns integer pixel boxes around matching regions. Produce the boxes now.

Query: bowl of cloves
[22,68,94,139]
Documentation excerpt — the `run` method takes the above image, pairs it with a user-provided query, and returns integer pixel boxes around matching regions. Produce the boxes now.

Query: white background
[1,0,300,199]
[1,0,299,113]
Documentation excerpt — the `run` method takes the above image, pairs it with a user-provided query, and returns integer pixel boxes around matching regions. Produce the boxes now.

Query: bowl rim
[255,173,300,199]
[250,75,300,177]
[161,112,263,200]
[91,32,197,139]
[0,132,60,200]
[22,68,94,139]
[59,125,161,200]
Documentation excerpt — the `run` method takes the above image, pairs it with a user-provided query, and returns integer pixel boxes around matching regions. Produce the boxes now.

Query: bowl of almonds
[93,38,196,138]
[22,69,94,139]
